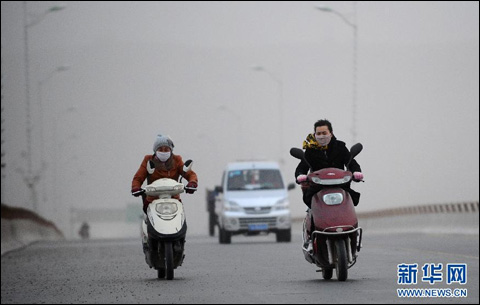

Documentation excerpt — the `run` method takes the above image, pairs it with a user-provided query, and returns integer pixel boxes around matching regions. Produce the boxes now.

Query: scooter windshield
[310,168,352,185]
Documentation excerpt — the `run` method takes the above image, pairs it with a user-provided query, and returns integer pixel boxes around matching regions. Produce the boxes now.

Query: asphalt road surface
[2,224,478,304]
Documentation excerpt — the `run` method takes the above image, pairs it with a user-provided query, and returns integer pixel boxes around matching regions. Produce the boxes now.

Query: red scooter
[290,143,363,281]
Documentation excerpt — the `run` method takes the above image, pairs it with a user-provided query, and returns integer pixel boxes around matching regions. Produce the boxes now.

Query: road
[1,223,478,304]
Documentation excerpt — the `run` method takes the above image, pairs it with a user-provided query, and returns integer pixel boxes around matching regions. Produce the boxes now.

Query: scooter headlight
[155,202,178,215]
[323,193,343,205]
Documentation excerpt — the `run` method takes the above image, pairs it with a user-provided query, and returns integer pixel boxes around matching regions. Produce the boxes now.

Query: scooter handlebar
[184,186,197,194]
[132,189,146,197]
[132,187,197,196]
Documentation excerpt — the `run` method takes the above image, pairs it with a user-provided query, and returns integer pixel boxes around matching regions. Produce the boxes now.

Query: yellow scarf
[303,133,328,150]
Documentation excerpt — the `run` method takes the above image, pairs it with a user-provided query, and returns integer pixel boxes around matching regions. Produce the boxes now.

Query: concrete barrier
[356,202,479,235]
[356,202,479,218]
[359,212,479,235]
[292,202,479,235]
[1,204,64,256]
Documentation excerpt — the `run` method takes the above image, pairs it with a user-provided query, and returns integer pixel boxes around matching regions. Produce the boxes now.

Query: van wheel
[219,227,231,244]
[276,229,291,242]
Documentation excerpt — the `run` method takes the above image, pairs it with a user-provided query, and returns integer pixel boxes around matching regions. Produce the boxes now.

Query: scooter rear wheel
[322,267,333,280]
[157,268,166,279]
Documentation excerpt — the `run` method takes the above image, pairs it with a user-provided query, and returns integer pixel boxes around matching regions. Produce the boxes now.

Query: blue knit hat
[153,134,174,152]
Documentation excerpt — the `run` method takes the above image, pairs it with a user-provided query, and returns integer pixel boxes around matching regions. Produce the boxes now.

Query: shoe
[306,240,313,252]
[142,242,149,253]
[303,239,313,252]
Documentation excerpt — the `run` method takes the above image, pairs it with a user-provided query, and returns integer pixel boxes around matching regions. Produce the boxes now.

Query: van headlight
[224,201,242,212]
[323,193,343,205]
[273,198,289,211]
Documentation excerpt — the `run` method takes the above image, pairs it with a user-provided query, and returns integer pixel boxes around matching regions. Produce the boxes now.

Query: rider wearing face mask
[295,119,363,208]
[131,134,198,214]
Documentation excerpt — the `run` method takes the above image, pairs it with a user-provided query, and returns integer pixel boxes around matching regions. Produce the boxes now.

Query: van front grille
[239,217,277,229]
[243,207,271,214]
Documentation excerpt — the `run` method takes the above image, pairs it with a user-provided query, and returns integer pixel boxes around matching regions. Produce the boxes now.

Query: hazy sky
[2,1,479,236]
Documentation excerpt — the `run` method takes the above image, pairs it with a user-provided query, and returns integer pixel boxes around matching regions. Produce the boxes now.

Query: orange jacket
[132,154,198,202]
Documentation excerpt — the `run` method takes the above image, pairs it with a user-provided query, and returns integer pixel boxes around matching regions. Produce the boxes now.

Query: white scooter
[132,160,196,280]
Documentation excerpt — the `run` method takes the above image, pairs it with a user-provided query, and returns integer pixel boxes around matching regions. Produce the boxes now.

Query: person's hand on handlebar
[185,181,197,194]
[131,187,143,197]
[353,172,364,182]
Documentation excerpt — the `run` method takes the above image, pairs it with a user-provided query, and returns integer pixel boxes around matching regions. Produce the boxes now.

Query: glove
[353,172,364,182]
[185,181,197,194]
[131,187,142,197]
[296,175,309,191]
[296,174,308,183]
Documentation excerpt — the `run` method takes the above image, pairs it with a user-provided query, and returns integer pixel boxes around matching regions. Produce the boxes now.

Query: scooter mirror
[347,143,363,170]
[290,147,313,170]
[290,148,304,160]
[183,159,193,173]
[350,143,363,160]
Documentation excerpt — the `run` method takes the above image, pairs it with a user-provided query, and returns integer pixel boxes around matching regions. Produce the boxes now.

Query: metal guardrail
[291,202,479,223]
[356,202,479,218]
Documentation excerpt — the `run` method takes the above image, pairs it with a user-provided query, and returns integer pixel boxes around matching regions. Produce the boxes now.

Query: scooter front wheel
[165,242,174,280]
[335,239,348,281]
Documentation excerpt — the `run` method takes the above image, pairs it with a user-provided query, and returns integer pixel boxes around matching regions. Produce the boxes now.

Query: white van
[214,161,295,244]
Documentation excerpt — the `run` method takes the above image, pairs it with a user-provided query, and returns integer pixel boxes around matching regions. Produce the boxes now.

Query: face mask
[156,151,171,162]
[315,134,331,147]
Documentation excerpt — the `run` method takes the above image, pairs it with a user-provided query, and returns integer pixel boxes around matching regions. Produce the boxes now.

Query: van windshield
[227,169,284,191]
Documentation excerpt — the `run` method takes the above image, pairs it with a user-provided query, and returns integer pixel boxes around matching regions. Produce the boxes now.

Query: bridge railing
[291,201,479,223]
[357,202,479,218]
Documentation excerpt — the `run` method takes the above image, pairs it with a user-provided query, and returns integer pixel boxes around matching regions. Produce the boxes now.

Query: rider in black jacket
[295,119,363,208]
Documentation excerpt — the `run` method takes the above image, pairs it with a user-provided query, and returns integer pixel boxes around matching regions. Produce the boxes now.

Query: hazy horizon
[2,1,478,237]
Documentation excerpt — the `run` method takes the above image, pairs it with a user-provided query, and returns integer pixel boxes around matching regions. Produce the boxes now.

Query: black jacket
[295,137,361,178]
[294,137,362,208]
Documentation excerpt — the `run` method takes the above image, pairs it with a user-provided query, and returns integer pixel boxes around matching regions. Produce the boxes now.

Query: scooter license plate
[248,223,268,231]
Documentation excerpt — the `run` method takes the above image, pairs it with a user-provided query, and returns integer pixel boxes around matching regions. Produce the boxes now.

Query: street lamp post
[51,106,77,238]
[37,65,70,208]
[38,66,70,165]
[22,1,65,212]
[252,65,284,167]
[316,2,358,144]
